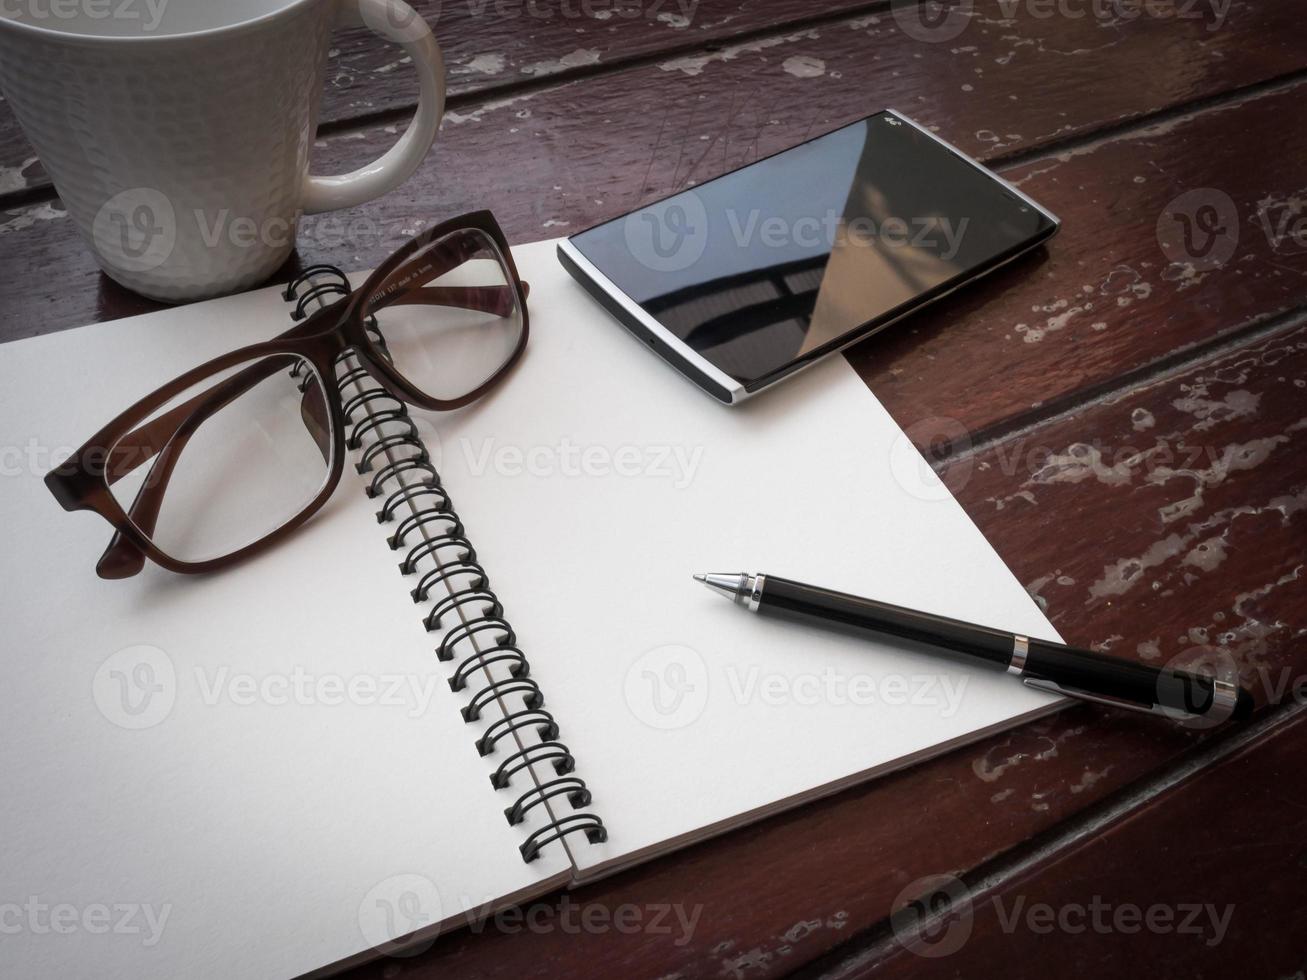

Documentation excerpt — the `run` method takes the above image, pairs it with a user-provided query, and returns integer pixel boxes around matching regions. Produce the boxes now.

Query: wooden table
[4,1,1305,976]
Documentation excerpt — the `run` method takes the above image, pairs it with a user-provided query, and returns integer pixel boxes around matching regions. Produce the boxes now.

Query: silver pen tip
[695,572,756,605]
[692,573,707,583]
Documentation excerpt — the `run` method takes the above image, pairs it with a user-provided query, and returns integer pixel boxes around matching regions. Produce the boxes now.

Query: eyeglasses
[46,210,528,579]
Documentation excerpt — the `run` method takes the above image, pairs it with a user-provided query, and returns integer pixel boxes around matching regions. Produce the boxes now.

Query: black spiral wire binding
[490,742,575,790]
[284,265,606,865]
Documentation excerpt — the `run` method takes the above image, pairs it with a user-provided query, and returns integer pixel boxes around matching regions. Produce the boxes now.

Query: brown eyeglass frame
[45,210,529,579]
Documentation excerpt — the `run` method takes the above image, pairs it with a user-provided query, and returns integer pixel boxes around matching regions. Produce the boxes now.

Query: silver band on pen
[1007,634,1029,675]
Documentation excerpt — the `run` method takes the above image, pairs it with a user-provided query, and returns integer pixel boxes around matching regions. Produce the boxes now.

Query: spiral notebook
[0,239,1062,979]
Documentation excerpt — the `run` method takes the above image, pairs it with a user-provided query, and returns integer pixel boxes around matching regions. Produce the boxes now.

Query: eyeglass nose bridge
[337,339,417,412]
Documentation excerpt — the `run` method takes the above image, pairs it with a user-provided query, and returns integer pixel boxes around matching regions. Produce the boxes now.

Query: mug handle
[301,0,445,214]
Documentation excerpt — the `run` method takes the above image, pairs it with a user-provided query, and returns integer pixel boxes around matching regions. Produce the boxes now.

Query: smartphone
[557,109,1060,404]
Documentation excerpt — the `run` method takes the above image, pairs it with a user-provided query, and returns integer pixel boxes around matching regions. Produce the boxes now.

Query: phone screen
[568,112,1056,393]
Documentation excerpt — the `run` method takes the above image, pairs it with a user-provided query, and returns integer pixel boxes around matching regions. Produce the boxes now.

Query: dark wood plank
[4,0,1307,334]
[937,321,1307,693]
[818,704,1307,979]
[848,78,1307,452]
[331,268,1307,980]
[0,0,882,198]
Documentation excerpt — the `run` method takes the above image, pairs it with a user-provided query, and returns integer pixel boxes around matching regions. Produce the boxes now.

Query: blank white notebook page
[0,285,571,980]
[433,239,1063,875]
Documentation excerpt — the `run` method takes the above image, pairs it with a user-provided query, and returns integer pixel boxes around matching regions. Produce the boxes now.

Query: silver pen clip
[1020,677,1236,723]
[1020,677,1175,717]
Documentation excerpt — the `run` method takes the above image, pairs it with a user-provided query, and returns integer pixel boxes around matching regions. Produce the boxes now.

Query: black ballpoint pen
[694,572,1253,725]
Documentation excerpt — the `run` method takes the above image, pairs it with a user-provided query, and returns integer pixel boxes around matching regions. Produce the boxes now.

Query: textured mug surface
[0,0,445,302]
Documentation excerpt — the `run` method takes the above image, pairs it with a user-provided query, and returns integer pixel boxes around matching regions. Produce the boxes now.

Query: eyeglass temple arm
[375,282,528,318]
[366,228,528,317]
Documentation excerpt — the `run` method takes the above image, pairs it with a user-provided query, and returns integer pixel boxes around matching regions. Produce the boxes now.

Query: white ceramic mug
[0,0,445,301]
